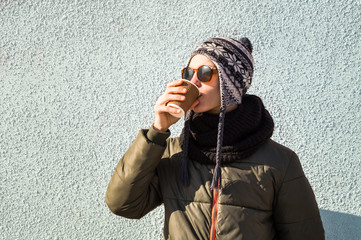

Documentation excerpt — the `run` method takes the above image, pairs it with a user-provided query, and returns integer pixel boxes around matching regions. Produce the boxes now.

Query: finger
[166,79,184,88]
[190,99,200,109]
[156,93,186,105]
[155,105,182,115]
[166,86,187,95]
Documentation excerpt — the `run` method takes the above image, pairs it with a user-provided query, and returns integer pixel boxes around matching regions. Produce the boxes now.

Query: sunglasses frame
[181,65,217,83]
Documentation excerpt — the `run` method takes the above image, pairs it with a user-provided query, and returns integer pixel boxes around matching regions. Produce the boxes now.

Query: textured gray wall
[1,0,360,239]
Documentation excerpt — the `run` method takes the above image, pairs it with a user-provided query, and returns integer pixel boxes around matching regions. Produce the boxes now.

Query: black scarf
[179,95,274,165]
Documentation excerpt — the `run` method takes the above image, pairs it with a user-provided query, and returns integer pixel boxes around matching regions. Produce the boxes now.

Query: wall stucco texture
[1,0,360,239]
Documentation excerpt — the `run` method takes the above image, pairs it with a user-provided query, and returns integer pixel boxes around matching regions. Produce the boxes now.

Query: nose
[190,74,202,88]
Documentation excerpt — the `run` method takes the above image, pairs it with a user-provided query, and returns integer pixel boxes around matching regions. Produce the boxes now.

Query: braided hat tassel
[181,111,193,186]
[210,106,226,189]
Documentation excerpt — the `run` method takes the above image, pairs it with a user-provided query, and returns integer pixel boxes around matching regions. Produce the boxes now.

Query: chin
[192,108,203,113]
[192,105,214,114]
[191,105,205,113]
[191,98,220,114]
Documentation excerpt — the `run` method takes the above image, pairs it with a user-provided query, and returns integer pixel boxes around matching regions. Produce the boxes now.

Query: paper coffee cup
[167,79,200,118]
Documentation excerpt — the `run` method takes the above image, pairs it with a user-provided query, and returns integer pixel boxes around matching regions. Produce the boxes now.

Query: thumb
[190,99,199,110]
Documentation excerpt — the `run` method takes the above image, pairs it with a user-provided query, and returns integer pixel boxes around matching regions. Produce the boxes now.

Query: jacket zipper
[209,185,220,240]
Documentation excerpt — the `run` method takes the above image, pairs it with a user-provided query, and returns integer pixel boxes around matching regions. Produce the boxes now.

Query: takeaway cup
[167,79,200,118]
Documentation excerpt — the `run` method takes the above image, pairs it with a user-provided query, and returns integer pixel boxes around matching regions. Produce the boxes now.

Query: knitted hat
[181,37,254,189]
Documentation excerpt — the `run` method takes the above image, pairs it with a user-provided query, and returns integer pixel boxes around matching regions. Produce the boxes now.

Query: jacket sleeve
[273,152,325,240]
[105,128,170,219]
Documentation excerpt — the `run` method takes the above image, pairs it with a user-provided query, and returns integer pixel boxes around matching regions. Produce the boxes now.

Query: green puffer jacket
[105,128,324,240]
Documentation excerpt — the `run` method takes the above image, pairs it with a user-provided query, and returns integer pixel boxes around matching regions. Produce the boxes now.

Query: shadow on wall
[320,210,361,240]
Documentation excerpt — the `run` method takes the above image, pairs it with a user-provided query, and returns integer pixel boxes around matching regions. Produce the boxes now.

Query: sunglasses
[181,65,217,83]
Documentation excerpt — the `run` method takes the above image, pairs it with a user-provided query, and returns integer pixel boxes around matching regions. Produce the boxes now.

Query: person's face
[187,54,221,114]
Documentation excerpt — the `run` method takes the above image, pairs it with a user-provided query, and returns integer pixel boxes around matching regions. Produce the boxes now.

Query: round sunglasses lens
[198,66,213,82]
[182,68,193,80]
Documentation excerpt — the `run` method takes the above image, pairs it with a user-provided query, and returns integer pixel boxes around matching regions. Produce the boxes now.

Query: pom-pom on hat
[181,37,254,189]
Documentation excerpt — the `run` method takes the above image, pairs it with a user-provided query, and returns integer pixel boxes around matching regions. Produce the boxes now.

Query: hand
[153,79,188,132]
